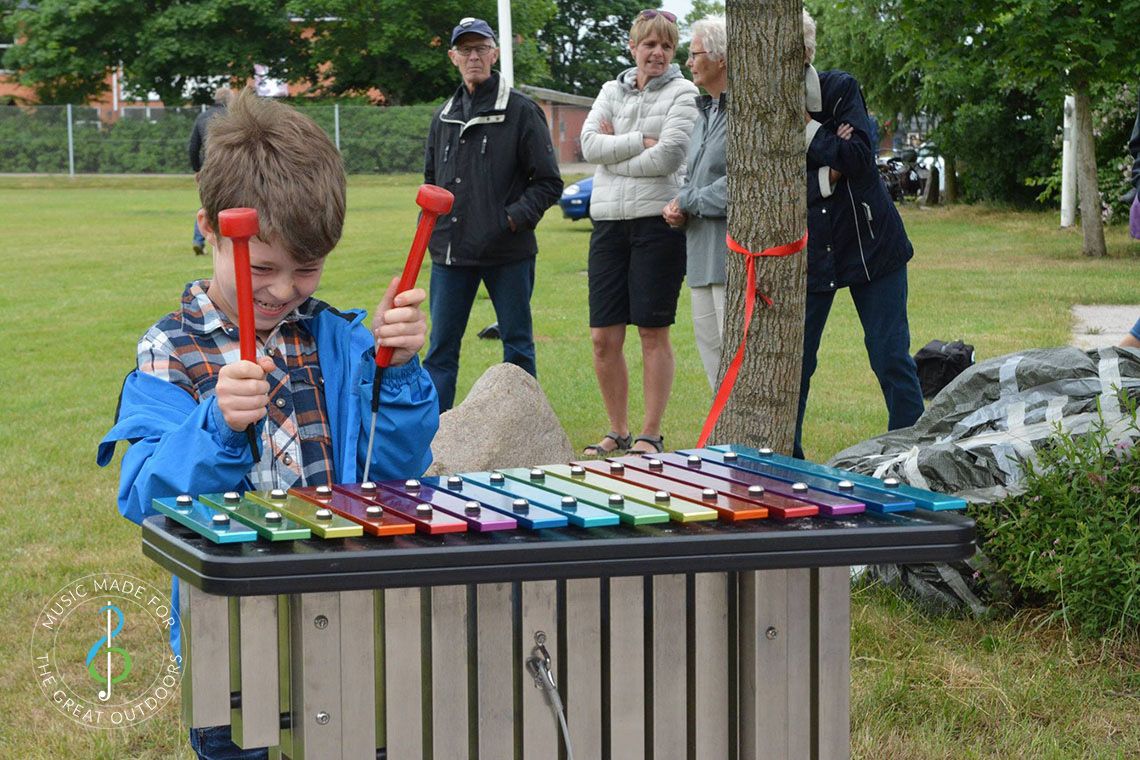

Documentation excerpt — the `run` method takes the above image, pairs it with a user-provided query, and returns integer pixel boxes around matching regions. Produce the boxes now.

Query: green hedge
[0,104,439,174]
[971,404,1140,639]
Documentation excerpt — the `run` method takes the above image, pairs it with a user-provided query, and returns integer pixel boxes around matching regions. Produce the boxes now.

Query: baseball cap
[450,17,496,45]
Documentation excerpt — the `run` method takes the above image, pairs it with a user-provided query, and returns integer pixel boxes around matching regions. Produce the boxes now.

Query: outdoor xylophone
[142,445,975,760]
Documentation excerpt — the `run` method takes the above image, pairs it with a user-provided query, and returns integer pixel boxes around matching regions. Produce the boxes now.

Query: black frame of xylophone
[144,506,974,760]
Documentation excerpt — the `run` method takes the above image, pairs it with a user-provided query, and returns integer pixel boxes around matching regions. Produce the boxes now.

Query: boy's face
[200,210,326,338]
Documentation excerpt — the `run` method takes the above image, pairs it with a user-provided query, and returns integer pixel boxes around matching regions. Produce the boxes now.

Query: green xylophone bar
[199,492,311,541]
[710,444,968,511]
[245,489,364,539]
[534,465,678,524]
[500,466,668,525]
[554,462,721,523]
[153,495,258,544]
[464,470,619,528]
[587,459,769,521]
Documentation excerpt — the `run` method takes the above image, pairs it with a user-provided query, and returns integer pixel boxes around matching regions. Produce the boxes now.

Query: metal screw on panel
[608,494,624,508]
[561,496,578,510]
[361,481,377,492]
[404,479,420,491]
[837,480,855,492]
[270,488,287,500]
[723,451,739,461]
[365,505,383,517]
[315,711,330,725]
[224,491,240,504]
[265,511,282,523]
[792,482,809,494]
[314,615,328,630]
[447,476,463,489]
[687,455,701,466]
[748,485,765,496]
[529,468,545,481]
[315,485,332,497]
[654,491,670,503]
[465,501,482,515]
[765,627,778,640]
[610,462,625,475]
[570,465,586,477]
[758,447,774,456]
[490,472,505,484]
[883,477,901,488]
[648,459,663,471]
[701,488,717,501]
[176,494,193,509]
[315,509,332,520]
[512,498,529,514]
[211,514,230,526]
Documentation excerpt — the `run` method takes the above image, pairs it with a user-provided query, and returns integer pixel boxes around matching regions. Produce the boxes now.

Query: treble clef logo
[85,603,132,702]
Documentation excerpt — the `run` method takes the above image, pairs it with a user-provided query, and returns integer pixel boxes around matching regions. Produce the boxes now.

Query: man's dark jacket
[188,104,226,172]
[805,69,912,293]
[424,72,563,266]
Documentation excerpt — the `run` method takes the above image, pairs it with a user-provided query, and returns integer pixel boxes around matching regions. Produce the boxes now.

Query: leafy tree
[534,0,642,96]
[3,0,304,105]
[301,0,556,104]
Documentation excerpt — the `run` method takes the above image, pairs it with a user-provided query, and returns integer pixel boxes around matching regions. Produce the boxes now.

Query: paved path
[1071,305,1140,349]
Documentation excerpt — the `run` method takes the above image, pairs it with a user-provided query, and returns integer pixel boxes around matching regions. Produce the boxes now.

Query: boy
[97,89,439,759]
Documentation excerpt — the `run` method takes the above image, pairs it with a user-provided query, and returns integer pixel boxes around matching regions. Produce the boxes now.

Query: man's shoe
[193,244,205,256]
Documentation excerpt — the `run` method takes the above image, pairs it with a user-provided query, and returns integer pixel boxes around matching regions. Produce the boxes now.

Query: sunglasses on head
[638,9,678,23]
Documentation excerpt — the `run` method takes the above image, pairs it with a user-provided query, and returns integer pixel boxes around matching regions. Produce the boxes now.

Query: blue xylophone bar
[422,475,569,530]
[685,448,915,514]
[708,444,968,511]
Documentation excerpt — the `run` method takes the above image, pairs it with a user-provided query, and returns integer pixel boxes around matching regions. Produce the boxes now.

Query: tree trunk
[943,153,958,203]
[712,0,806,454]
[1073,85,1107,257]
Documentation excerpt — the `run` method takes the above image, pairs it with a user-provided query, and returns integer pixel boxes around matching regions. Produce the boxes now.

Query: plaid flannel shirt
[137,280,334,490]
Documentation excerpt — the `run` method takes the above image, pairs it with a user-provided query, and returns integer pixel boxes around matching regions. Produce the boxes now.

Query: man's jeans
[794,265,924,458]
[424,258,536,412]
[189,725,267,760]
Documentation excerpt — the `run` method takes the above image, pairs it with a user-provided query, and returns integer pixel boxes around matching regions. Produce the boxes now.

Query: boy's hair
[630,11,679,49]
[198,88,346,264]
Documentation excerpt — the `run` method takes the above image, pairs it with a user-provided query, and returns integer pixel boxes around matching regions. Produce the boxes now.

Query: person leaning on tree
[795,10,925,459]
[422,17,563,412]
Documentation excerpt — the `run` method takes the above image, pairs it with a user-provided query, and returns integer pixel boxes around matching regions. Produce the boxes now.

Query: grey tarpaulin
[829,346,1140,613]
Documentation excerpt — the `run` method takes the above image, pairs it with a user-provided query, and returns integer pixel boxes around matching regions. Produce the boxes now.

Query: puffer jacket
[581,64,698,220]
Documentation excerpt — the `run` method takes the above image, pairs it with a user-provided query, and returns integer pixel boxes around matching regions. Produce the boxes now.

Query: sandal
[629,434,665,454]
[582,431,633,456]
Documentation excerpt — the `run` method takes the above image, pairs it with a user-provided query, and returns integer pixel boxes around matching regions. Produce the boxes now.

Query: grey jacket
[677,92,728,287]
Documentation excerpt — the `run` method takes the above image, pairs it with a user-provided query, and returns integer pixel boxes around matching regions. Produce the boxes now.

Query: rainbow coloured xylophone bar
[152,448,966,546]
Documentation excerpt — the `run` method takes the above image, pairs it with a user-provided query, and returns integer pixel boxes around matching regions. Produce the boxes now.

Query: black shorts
[588,217,686,328]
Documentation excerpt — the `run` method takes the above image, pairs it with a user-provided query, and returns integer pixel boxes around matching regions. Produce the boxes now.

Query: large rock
[426,363,574,475]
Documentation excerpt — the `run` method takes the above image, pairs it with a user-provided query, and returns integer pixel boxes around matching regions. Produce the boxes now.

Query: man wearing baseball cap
[422,16,563,411]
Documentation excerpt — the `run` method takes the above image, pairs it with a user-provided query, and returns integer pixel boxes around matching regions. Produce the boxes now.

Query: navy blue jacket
[805,70,913,293]
[424,72,563,266]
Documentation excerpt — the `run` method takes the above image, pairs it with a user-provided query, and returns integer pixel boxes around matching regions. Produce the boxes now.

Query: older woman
[579,9,699,455]
[663,15,728,390]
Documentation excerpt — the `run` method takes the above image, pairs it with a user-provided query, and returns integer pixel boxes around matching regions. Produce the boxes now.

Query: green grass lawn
[1,175,1137,758]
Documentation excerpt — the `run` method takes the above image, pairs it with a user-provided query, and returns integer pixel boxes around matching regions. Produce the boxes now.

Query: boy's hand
[216,356,275,432]
[372,276,427,367]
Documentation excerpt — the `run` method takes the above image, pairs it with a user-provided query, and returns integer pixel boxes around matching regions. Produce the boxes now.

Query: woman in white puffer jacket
[580,9,699,457]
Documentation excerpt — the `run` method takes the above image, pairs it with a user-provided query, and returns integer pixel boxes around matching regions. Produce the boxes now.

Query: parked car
[559,176,593,221]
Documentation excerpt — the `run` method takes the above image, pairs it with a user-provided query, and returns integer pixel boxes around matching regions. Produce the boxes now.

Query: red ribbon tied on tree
[695,231,808,447]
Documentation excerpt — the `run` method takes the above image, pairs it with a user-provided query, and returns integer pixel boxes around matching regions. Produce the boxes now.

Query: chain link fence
[0,103,439,175]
